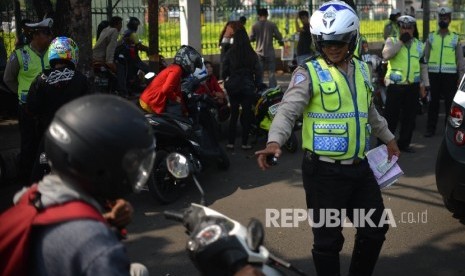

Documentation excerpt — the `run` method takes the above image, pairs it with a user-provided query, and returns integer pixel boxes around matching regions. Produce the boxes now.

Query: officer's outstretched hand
[255,142,282,171]
[386,139,401,162]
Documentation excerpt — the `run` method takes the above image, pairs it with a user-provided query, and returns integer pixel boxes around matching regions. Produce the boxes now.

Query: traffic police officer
[383,9,401,41]
[382,15,429,153]
[256,1,400,275]
[423,7,465,137]
[3,18,53,184]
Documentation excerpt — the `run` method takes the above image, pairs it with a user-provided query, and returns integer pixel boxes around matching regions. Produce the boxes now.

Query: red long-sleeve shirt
[195,74,225,98]
[139,64,183,114]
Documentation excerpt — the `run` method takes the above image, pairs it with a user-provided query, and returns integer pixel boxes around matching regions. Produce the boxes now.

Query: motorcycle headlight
[166,152,190,179]
[195,224,223,246]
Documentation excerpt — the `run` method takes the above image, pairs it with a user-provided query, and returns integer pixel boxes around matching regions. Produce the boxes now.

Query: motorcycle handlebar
[163,210,184,223]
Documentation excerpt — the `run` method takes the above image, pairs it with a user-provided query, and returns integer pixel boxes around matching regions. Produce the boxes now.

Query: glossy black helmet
[173,45,204,74]
[45,94,156,200]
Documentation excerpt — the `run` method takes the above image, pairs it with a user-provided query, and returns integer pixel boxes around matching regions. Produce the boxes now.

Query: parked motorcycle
[251,86,299,153]
[162,152,305,275]
[144,77,230,204]
[93,60,155,97]
[92,62,118,94]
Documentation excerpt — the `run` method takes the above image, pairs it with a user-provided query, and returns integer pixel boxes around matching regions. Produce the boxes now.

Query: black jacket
[27,66,90,135]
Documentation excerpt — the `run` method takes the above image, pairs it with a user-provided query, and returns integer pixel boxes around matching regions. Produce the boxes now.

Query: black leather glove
[400,32,411,44]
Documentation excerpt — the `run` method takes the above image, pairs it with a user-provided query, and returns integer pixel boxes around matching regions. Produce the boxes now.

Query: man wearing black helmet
[12,94,155,276]
[139,45,204,116]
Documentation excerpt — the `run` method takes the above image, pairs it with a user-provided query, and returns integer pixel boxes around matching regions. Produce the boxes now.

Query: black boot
[347,238,384,276]
[312,250,341,276]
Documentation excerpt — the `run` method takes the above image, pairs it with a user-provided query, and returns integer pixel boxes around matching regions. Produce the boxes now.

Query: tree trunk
[54,0,93,76]
[32,0,53,19]
[148,0,159,72]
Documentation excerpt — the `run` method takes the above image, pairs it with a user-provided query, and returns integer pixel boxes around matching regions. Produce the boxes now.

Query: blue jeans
[258,55,277,88]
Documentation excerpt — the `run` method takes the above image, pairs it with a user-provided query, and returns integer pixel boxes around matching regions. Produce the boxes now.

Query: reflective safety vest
[427,31,459,74]
[15,45,50,103]
[303,57,372,160]
[385,37,423,85]
[385,21,400,39]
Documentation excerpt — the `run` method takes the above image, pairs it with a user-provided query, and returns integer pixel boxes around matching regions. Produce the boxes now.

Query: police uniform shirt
[267,62,395,148]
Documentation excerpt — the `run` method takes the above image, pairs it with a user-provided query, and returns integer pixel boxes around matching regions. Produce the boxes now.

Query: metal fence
[1,2,465,59]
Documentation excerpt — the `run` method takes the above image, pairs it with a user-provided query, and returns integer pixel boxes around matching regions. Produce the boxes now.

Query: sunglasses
[320,41,347,48]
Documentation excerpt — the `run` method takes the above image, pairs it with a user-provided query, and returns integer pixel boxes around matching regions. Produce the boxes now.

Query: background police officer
[423,7,465,137]
[256,1,400,275]
[382,15,429,153]
[383,9,401,41]
[3,18,53,185]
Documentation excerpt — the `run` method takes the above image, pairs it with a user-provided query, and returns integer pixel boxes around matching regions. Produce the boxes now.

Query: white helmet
[309,0,360,55]
[397,15,416,28]
[437,6,452,15]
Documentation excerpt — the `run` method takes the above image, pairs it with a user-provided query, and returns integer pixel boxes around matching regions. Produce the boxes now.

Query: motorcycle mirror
[145,72,155,79]
[166,153,190,179]
[246,218,265,252]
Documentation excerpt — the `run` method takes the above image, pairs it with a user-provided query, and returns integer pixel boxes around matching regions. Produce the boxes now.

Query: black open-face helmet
[45,95,156,200]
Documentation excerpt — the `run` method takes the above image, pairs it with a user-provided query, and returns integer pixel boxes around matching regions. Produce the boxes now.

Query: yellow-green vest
[15,45,50,103]
[427,31,459,74]
[385,21,400,39]
[385,37,423,84]
[303,57,372,160]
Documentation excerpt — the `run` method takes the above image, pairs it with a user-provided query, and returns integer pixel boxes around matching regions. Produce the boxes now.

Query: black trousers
[18,104,39,185]
[302,152,388,255]
[384,83,419,149]
[228,89,255,146]
[426,72,458,132]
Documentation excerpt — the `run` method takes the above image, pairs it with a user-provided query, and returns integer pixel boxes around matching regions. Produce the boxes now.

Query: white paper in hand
[366,145,403,189]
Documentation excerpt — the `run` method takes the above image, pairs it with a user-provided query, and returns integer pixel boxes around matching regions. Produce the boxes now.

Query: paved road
[122,78,465,275]
[1,73,464,275]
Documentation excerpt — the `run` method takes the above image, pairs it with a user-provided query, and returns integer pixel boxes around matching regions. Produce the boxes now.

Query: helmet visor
[122,139,156,192]
[314,31,355,45]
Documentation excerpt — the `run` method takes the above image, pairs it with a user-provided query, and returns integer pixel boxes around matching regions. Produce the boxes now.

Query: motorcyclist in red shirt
[139,45,203,116]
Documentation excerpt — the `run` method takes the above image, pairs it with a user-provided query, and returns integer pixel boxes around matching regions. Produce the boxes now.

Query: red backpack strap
[33,200,106,225]
[0,185,106,276]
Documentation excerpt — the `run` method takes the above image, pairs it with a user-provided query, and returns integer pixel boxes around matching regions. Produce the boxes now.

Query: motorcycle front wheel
[147,150,182,204]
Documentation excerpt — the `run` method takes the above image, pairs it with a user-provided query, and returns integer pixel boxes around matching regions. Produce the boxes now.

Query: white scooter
[161,152,306,275]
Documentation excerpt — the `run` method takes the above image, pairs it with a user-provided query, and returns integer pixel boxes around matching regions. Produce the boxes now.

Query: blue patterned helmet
[48,36,79,69]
